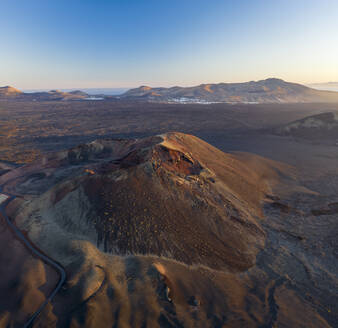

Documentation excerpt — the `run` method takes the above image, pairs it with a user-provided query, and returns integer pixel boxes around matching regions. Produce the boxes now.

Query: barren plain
[0,100,337,327]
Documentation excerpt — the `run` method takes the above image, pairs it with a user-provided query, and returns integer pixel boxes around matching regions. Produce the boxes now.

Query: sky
[1,0,338,89]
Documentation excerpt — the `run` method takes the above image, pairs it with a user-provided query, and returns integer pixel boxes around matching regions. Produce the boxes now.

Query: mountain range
[2,78,338,103]
[120,78,338,103]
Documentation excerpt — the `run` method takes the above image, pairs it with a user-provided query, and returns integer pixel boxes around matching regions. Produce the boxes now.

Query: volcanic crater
[5,133,292,273]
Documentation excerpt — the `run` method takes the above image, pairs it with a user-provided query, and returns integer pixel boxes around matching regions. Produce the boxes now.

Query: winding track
[0,186,66,328]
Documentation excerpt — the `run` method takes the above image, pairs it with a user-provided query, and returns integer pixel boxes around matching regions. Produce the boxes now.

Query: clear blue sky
[1,0,337,89]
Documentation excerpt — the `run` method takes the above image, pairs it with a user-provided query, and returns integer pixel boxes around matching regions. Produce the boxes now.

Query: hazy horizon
[10,79,338,94]
[21,87,129,96]
[307,82,338,92]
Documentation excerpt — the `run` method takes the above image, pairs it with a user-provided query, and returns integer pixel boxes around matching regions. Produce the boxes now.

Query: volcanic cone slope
[10,133,290,272]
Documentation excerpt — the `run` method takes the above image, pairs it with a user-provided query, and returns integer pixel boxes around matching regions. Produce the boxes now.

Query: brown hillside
[0,86,23,96]
[1,133,332,328]
[5,133,291,272]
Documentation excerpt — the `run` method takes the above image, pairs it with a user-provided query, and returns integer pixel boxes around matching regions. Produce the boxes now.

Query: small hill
[276,112,338,141]
[69,90,89,97]
[0,86,23,96]
[0,86,89,101]
[120,78,338,103]
[31,89,89,100]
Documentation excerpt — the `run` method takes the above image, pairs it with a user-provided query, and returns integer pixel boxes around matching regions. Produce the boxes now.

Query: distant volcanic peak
[260,77,285,83]
[2,85,21,91]
[0,85,91,101]
[0,85,23,95]
[49,89,63,93]
[69,90,88,96]
[140,86,152,91]
[202,84,214,93]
